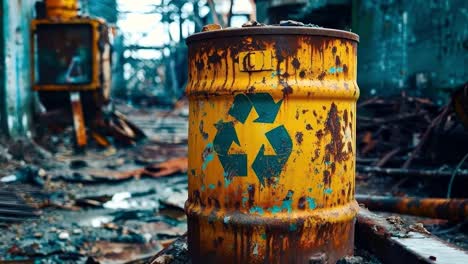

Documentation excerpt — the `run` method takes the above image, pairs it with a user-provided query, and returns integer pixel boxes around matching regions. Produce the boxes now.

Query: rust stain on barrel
[185,26,359,263]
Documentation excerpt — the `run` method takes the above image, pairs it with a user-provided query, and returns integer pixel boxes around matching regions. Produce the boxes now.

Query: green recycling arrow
[251,125,292,185]
[228,93,283,124]
[213,93,292,185]
[213,121,247,177]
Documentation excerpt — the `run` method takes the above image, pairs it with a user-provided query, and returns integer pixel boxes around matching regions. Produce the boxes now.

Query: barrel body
[46,0,78,19]
[185,27,359,263]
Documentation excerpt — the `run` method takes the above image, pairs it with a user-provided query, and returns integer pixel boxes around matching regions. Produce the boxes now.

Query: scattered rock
[106,158,125,169]
[409,223,431,235]
[242,20,265,27]
[152,254,174,264]
[305,23,321,28]
[386,215,405,231]
[337,256,365,264]
[38,168,47,177]
[58,231,70,240]
[280,20,304,26]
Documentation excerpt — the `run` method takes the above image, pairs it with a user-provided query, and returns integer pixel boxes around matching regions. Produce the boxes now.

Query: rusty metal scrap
[356,208,468,264]
[37,106,146,147]
[99,110,147,145]
[88,157,188,181]
[357,94,438,165]
[356,166,468,179]
[356,90,468,201]
[357,91,468,170]
[402,103,453,169]
[70,92,87,147]
[356,195,468,222]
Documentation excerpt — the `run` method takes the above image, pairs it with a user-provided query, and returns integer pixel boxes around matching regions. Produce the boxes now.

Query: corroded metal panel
[186,26,359,263]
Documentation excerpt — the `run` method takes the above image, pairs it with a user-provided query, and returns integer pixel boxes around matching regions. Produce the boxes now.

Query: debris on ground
[36,106,146,148]
[357,87,468,167]
[148,234,383,264]
[408,223,431,235]
[356,87,468,199]
[2,91,468,263]
[0,101,189,263]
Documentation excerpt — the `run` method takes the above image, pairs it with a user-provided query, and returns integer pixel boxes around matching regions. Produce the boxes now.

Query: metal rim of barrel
[186,26,359,44]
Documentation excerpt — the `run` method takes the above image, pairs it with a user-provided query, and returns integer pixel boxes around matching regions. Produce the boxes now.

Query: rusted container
[45,0,79,19]
[185,25,359,263]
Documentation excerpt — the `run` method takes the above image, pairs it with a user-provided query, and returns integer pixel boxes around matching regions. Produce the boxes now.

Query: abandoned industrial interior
[0,0,467,263]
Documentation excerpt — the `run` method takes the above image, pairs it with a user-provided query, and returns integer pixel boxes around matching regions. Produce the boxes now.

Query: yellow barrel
[185,26,359,263]
[46,0,78,19]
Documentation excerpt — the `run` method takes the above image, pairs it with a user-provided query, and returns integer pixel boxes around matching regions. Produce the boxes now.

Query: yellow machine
[185,26,359,263]
[31,0,112,147]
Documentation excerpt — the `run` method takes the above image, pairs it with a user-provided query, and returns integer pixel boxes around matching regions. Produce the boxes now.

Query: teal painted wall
[258,0,467,100]
[352,0,467,100]
[0,0,36,137]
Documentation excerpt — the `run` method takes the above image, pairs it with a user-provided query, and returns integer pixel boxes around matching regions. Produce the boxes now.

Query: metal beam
[356,208,468,264]
[356,195,468,222]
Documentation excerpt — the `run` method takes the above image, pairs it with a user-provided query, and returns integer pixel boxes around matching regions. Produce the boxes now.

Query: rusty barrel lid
[186,26,359,44]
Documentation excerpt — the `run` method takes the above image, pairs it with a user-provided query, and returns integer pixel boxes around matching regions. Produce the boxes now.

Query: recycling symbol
[213,93,292,185]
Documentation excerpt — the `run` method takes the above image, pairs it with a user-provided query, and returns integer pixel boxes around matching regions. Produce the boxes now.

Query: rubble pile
[356,85,468,198]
